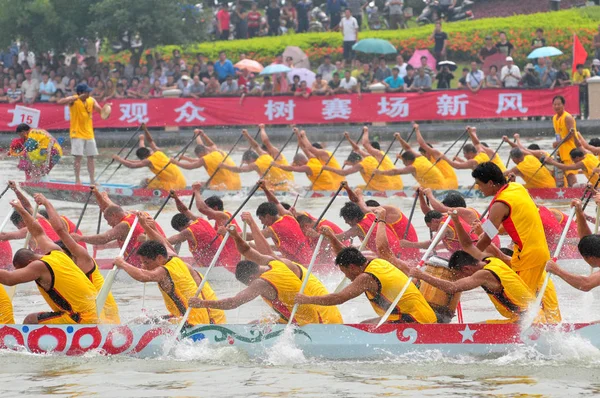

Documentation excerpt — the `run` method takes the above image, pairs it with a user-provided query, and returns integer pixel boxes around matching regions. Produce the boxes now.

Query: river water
[1,135,599,397]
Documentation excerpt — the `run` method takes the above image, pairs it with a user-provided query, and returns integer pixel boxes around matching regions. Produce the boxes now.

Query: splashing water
[265,326,307,366]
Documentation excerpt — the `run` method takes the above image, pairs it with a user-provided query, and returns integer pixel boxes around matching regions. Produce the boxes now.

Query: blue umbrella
[527,46,563,59]
[352,38,397,55]
[259,64,292,75]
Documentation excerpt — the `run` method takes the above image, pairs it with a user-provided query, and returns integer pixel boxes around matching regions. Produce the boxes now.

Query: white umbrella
[283,46,310,69]
[287,68,316,87]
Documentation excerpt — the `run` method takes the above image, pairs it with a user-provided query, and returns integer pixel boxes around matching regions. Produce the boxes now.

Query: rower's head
[256,202,279,227]
[103,205,127,227]
[136,240,169,270]
[296,214,313,231]
[365,200,380,207]
[194,144,209,157]
[578,235,600,268]
[242,149,259,165]
[371,141,381,150]
[12,248,42,269]
[15,123,31,140]
[552,95,566,114]
[280,202,291,210]
[335,247,368,281]
[589,138,600,148]
[400,151,416,166]
[344,152,362,167]
[292,153,308,166]
[205,196,224,211]
[448,250,483,278]
[462,144,478,160]
[424,210,443,232]
[569,148,585,162]
[471,162,506,197]
[9,211,25,229]
[340,202,364,227]
[235,260,263,285]
[442,191,466,208]
[509,147,525,164]
[135,147,152,160]
[418,143,433,156]
[312,142,323,149]
[527,144,541,150]
[171,213,191,232]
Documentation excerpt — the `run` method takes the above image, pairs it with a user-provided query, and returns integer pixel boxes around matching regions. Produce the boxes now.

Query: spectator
[266,0,281,36]
[200,62,213,83]
[335,60,344,71]
[437,0,456,19]
[261,76,274,95]
[150,67,167,86]
[419,56,434,78]
[245,74,260,93]
[357,63,373,91]
[386,0,405,30]
[21,69,39,104]
[31,64,43,82]
[247,3,262,38]
[478,35,499,63]
[274,74,289,93]
[328,72,343,94]
[38,72,56,102]
[235,3,249,40]
[595,24,600,60]
[189,76,206,98]
[591,59,600,78]
[553,61,571,87]
[465,61,484,92]
[500,56,521,88]
[220,75,239,94]
[281,1,298,30]
[149,80,163,98]
[339,70,360,94]
[485,65,501,88]
[535,57,553,88]
[520,63,540,88]
[409,67,432,92]
[49,89,65,103]
[374,57,391,82]
[216,4,231,40]
[431,22,449,61]
[290,74,301,92]
[238,68,252,87]
[312,74,329,94]
[294,80,311,98]
[295,0,311,33]
[127,77,143,98]
[340,9,359,65]
[435,65,454,89]
[285,56,295,68]
[6,79,21,103]
[0,88,6,103]
[139,76,151,98]
[215,51,235,83]
[206,74,221,95]
[404,65,415,87]
[495,31,514,57]
[104,79,116,99]
[91,80,105,101]
[394,54,408,78]
[178,75,194,97]
[327,0,347,31]
[53,75,65,93]
[114,83,127,99]
[317,55,337,82]
[573,63,591,118]
[351,59,362,78]
[346,0,366,29]
[164,75,178,90]
[531,28,546,50]
[383,67,405,92]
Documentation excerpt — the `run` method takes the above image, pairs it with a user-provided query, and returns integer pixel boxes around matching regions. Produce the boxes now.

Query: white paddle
[595,206,599,234]
[287,234,325,327]
[8,204,39,300]
[375,215,453,328]
[334,219,377,293]
[173,231,231,337]
[95,216,139,317]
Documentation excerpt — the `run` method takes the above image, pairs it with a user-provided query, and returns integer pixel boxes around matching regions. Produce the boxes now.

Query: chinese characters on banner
[0,87,579,132]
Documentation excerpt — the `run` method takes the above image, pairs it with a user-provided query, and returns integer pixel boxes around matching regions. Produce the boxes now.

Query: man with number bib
[552,95,579,187]
[472,162,561,323]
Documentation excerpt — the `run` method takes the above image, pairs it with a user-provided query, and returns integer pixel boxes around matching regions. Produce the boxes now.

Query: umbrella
[260,64,292,75]
[408,49,437,71]
[437,60,457,71]
[287,68,316,87]
[283,46,310,69]
[527,46,564,59]
[352,38,397,55]
[234,59,264,73]
[483,52,507,73]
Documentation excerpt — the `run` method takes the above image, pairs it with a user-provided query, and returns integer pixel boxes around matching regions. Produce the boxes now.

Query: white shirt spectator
[466,70,485,88]
[39,80,56,101]
[340,16,359,42]
[317,63,337,82]
[394,62,408,78]
[340,76,358,90]
[501,65,521,88]
[18,51,35,67]
[21,79,39,102]
[220,80,239,93]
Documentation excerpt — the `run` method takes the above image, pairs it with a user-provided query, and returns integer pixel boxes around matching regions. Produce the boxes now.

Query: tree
[89,0,206,66]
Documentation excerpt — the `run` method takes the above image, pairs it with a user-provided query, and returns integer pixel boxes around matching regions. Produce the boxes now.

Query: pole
[393,128,416,166]
[403,193,419,239]
[364,138,397,190]
[307,135,345,192]
[334,219,377,293]
[96,126,141,181]
[104,142,139,184]
[74,189,94,231]
[421,129,469,179]
[466,141,504,196]
[146,131,201,187]
[0,185,9,201]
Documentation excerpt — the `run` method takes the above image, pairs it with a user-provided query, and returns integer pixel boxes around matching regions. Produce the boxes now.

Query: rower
[410,213,540,323]
[552,95,579,187]
[351,126,404,188]
[295,212,345,267]
[295,247,437,324]
[219,149,290,191]
[472,162,561,323]
[544,148,600,187]
[419,188,481,226]
[546,198,600,291]
[34,194,120,323]
[169,129,241,191]
[468,127,506,172]
[188,225,343,325]
[414,123,458,190]
[295,128,345,185]
[324,152,401,191]
[373,134,445,190]
[441,128,491,171]
[115,213,226,326]
[0,200,98,324]
[503,145,557,189]
[111,128,186,191]
[270,152,338,191]
[242,124,294,182]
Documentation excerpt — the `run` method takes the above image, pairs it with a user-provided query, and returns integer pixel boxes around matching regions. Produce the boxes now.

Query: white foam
[265,326,307,366]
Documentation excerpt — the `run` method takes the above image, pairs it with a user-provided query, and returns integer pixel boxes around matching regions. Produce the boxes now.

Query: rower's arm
[142,124,161,152]
[9,183,33,213]
[476,202,507,251]
[0,228,28,241]
[114,158,151,169]
[336,226,359,242]
[443,156,477,169]
[344,132,369,158]
[411,267,488,294]
[375,216,410,274]
[260,182,292,216]
[320,226,346,255]
[546,261,600,292]
[138,213,176,255]
[418,191,432,215]
[545,158,582,171]
[234,220,276,260]
[415,126,439,158]
[376,166,412,176]
[243,128,263,153]
[220,163,257,173]
[171,192,198,221]
[260,126,279,159]
[173,158,204,170]
[116,257,167,283]
[400,239,431,249]
[361,128,384,161]
[76,223,128,245]
[11,201,58,253]
[198,130,217,151]
[168,229,192,245]
[578,135,600,155]
[323,164,360,177]
[450,213,484,260]
[272,162,311,175]
[575,205,592,238]
[0,261,46,286]
[190,280,268,310]
[296,273,373,306]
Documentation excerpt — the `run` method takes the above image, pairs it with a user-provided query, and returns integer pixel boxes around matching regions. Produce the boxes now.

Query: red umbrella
[482,52,507,73]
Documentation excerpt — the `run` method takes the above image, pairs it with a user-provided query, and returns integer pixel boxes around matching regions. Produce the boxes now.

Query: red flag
[572,33,588,73]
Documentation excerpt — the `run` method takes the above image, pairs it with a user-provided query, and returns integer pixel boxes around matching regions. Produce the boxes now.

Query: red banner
[0,87,579,132]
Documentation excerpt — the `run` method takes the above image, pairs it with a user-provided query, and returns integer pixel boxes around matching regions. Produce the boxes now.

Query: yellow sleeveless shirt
[516,155,556,189]
[473,152,490,165]
[87,261,120,324]
[413,156,445,189]
[259,260,343,325]
[255,154,290,191]
[147,151,187,190]
[0,285,14,324]
[364,259,437,324]
[581,153,600,185]
[307,158,336,191]
[379,151,404,190]
[160,257,226,326]
[203,150,242,190]
[275,153,295,181]
[69,97,94,139]
[429,155,458,189]
[38,250,98,324]
[490,153,506,172]
[553,111,578,165]
[360,156,402,191]
[320,151,345,185]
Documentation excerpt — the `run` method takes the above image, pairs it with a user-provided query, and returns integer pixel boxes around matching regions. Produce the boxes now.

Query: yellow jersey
[255,154,290,191]
[259,260,343,325]
[319,150,345,185]
[490,153,506,172]
[516,155,556,189]
[581,153,600,185]
[429,155,458,189]
[307,157,336,191]
[379,151,404,190]
[69,97,95,140]
[203,150,242,190]
[0,285,14,324]
[553,111,578,171]
[147,151,187,190]
[360,156,402,191]
[87,261,120,324]
[159,257,226,325]
[364,259,437,324]
[38,250,98,324]
[473,152,490,165]
[275,153,295,182]
[412,156,445,189]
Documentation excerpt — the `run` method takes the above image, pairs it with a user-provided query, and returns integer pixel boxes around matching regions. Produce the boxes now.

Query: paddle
[465,141,505,196]
[529,129,575,182]
[174,230,231,336]
[104,141,139,184]
[595,206,600,234]
[287,234,325,327]
[75,188,94,231]
[393,128,416,166]
[334,218,377,293]
[0,185,9,201]
[8,204,39,300]
[404,193,419,239]
[307,135,345,192]
[375,214,452,328]
[95,216,139,317]
[146,131,201,188]
[188,131,246,209]
[421,128,469,179]
[154,195,171,220]
[505,138,517,168]
[364,138,397,190]
[96,126,142,182]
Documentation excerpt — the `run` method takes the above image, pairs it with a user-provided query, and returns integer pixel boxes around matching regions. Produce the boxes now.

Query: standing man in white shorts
[57,83,107,184]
